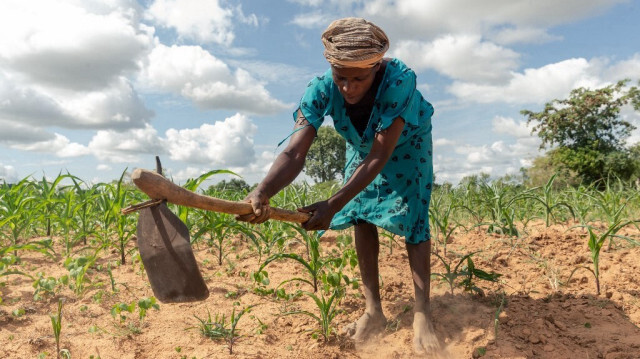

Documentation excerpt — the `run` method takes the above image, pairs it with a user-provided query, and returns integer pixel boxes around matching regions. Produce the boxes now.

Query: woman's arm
[300,116,405,230]
[237,110,316,223]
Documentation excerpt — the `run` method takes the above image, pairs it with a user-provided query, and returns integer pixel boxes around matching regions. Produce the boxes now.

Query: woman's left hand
[298,200,336,231]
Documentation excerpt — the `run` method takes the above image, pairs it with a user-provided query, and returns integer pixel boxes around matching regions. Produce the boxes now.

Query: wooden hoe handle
[131,168,311,224]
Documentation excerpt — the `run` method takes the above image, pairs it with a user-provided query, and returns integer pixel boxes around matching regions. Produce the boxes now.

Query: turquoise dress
[295,58,433,244]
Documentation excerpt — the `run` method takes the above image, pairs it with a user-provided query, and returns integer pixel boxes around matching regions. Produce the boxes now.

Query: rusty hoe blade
[137,202,209,303]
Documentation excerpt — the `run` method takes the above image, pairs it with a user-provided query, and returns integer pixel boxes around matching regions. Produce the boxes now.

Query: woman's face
[331,64,380,105]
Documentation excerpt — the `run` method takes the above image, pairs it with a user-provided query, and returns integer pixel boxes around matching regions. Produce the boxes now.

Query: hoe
[123,157,310,303]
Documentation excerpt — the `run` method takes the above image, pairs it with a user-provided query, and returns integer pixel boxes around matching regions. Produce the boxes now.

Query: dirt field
[2,221,639,358]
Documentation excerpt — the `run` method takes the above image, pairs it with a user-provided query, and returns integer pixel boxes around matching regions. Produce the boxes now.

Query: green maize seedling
[191,305,255,354]
[523,173,575,227]
[50,299,64,359]
[432,251,501,295]
[255,226,333,293]
[429,193,464,256]
[571,220,639,295]
[111,297,159,329]
[281,290,342,342]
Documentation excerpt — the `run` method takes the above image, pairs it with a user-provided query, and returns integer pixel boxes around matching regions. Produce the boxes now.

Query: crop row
[1,170,639,354]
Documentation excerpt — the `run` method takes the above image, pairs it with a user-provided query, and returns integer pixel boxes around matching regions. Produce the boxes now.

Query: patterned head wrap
[321,17,389,68]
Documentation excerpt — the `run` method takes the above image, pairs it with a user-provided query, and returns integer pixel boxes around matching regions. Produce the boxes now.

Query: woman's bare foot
[413,311,441,354]
[345,311,387,342]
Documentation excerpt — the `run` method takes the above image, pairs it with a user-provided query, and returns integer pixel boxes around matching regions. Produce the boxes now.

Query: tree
[523,154,580,188]
[209,178,251,193]
[304,126,346,183]
[458,173,491,189]
[521,80,640,185]
[629,143,640,184]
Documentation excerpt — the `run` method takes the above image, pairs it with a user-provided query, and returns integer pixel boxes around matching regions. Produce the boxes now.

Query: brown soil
[2,221,639,358]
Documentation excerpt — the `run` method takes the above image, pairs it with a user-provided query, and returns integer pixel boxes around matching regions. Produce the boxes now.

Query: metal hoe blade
[136,198,209,303]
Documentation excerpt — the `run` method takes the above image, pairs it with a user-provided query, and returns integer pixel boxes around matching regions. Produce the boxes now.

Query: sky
[0,0,639,186]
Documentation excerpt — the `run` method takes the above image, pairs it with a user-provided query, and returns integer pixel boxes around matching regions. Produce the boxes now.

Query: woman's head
[321,17,389,69]
[331,63,380,104]
[322,18,388,104]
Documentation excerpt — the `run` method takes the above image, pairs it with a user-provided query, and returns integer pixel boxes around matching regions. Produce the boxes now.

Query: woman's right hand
[235,190,271,224]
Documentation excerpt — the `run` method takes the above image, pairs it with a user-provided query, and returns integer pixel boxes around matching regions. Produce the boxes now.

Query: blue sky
[0,0,639,185]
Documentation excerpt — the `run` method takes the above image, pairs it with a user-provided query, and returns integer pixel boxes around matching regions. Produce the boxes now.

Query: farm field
[1,174,640,358]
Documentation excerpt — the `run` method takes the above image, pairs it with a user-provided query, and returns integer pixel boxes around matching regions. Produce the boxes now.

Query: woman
[237,17,438,353]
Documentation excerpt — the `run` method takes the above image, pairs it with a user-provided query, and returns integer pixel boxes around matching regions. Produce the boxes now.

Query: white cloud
[55,139,91,158]
[434,117,541,184]
[417,83,431,94]
[230,150,278,184]
[603,53,640,81]
[0,122,86,165]
[448,58,603,104]
[458,141,509,166]
[146,0,235,45]
[434,138,456,147]
[459,124,540,166]
[225,59,315,86]
[0,164,18,183]
[88,124,166,163]
[290,11,334,29]
[488,26,562,45]
[0,72,74,126]
[287,0,326,6]
[442,54,640,105]
[168,166,211,183]
[229,149,286,185]
[0,73,152,131]
[0,0,153,91]
[165,113,258,167]
[57,78,154,129]
[434,157,486,184]
[0,0,155,161]
[97,164,112,171]
[362,0,625,42]
[139,44,291,114]
[165,158,269,185]
[392,35,519,84]
[258,150,277,174]
[492,116,534,138]
[0,119,56,144]
[160,123,275,185]
[234,4,260,27]
[436,138,537,182]
[10,133,89,158]
[287,0,364,13]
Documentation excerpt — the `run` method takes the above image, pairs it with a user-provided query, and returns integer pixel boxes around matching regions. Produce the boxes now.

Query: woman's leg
[351,221,387,341]
[406,239,440,353]
[406,240,430,313]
